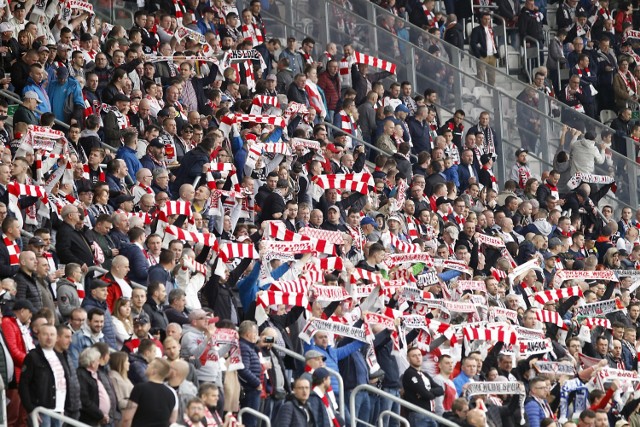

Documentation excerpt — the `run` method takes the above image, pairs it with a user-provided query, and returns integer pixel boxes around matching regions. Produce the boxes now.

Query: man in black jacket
[19,324,71,423]
[171,137,216,196]
[402,346,444,426]
[55,205,95,272]
[55,324,81,420]
[277,377,314,426]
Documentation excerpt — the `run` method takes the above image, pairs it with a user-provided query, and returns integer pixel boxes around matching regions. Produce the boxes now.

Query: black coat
[0,238,19,279]
[55,221,95,266]
[276,397,316,427]
[470,25,497,59]
[170,145,210,196]
[19,346,71,413]
[77,367,106,425]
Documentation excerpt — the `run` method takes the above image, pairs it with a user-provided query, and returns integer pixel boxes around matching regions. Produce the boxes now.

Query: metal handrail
[0,375,5,427]
[86,265,146,289]
[31,407,90,427]
[522,36,541,83]
[0,89,70,130]
[350,384,460,427]
[272,343,346,417]
[237,407,271,426]
[491,13,510,75]
[378,410,410,427]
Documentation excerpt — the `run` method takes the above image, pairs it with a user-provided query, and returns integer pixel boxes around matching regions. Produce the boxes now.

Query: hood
[534,219,553,236]
[80,129,99,138]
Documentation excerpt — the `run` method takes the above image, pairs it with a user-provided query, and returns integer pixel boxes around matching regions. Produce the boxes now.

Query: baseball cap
[23,91,41,102]
[38,46,50,53]
[304,350,327,361]
[387,215,403,223]
[312,367,331,382]
[480,153,492,164]
[326,143,341,153]
[56,66,69,80]
[148,138,164,149]
[0,23,11,33]
[113,93,131,103]
[221,94,232,102]
[57,43,72,51]
[395,104,410,113]
[27,236,46,247]
[13,2,25,11]
[327,205,340,212]
[436,196,453,206]
[360,216,378,229]
[90,279,109,291]
[133,313,150,324]
[113,194,134,205]
[515,148,529,157]
[12,299,35,312]
[266,74,277,81]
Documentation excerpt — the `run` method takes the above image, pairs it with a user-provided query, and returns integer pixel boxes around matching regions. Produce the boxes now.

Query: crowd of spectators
[0,1,639,427]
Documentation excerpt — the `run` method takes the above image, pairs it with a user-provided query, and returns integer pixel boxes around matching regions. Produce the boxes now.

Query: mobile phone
[264,336,275,343]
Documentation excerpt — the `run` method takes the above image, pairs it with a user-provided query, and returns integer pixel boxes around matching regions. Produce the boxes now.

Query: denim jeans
[370,387,401,427]
[28,413,63,427]
[407,412,438,427]
[345,389,371,427]
[239,389,262,427]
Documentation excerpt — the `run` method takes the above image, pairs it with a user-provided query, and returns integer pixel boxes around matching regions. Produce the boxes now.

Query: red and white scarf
[313,386,341,427]
[3,234,19,266]
[241,24,264,47]
[482,165,498,192]
[422,3,436,27]
[619,69,638,95]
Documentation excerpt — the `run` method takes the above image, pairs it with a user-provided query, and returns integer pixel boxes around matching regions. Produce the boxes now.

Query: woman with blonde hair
[108,351,134,412]
[112,298,134,349]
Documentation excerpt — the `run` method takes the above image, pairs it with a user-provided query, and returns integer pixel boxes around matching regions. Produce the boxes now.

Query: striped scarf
[3,234,19,266]
[313,386,341,427]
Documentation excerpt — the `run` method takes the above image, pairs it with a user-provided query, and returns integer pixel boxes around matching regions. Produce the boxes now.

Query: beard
[188,414,203,423]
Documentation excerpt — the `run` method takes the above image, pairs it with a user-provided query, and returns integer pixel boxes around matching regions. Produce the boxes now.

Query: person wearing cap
[122,312,163,355]
[47,65,84,124]
[141,138,166,173]
[322,205,348,232]
[0,22,19,70]
[22,63,51,117]
[306,367,345,427]
[181,309,222,386]
[80,280,118,350]
[104,93,133,148]
[13,90,40,126]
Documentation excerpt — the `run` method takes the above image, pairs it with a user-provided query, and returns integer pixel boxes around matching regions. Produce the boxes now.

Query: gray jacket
[57,278,81,320]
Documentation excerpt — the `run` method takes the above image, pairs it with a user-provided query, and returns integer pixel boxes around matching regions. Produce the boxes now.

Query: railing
[349,384,460,427]
[379,410,410,427]
[85,0,640,211]
[273,343,345,417]
[0,376,5,427]
[491,13,510,75]
[237,407,271,427]
[0,89,70,130]
[522,36,541,83]
[31,407,90,427]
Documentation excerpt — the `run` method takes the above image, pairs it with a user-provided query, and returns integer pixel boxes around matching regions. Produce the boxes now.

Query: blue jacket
[238,338,262,389]
[171,145,209,196]
[47,77,84,122]
[147,264,176,295]
[524,397,546,427]
[457,162,479,192]
[69,327,105,369]
[407,116,431,154]
[452,371,472,395]
[80,295,118,350]
[119,243,148,285]
[442,166,460,189]
[116,145,143,183]
[303,339,366,394]
[197,19,217,35]
[22,77,51,118]
[237,261,290,309]
[127,352,148,385]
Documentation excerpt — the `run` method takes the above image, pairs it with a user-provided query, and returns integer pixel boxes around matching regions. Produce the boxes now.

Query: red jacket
[101,272,126,314]
[2,316,27,383]
[317,71,341,111]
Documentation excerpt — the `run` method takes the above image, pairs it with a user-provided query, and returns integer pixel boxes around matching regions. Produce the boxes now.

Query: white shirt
[484,26,496,56]
[42,348,66,413]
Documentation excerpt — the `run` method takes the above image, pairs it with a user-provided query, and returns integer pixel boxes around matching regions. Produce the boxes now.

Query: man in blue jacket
[303,330,366,400]
[524,377,555,427]
[47,66,84,124]
[22,63,51,118]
